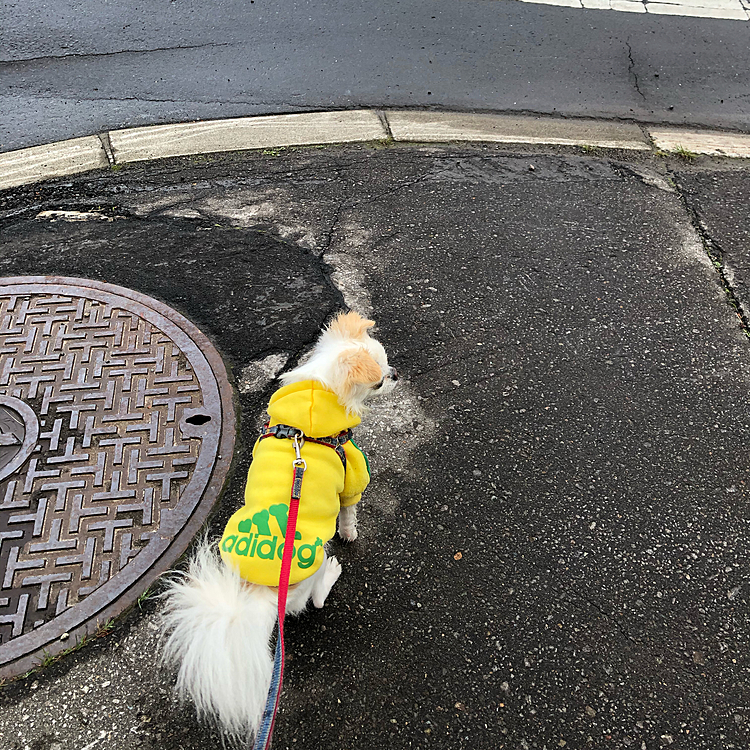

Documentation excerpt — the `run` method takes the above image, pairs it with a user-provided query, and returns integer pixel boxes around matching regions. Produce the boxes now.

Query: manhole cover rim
[0,276,236,679]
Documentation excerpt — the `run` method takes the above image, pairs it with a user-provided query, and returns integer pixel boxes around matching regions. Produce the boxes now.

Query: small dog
[159,311,398,739]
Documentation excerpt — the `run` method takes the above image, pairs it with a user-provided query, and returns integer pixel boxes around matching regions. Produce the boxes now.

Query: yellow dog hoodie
[220,380,370,586]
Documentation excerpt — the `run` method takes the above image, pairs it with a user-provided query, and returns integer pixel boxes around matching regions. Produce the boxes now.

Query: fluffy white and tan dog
[159,311,397,739]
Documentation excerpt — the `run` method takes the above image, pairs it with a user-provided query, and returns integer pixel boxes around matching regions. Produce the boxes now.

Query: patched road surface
[0,144,749,749]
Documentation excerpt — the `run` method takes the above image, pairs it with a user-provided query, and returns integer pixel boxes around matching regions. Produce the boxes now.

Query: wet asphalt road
[1,144,750,749]
[2,0,750,151]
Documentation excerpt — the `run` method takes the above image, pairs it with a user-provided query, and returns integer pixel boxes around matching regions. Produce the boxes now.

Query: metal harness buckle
[291,432,306,471]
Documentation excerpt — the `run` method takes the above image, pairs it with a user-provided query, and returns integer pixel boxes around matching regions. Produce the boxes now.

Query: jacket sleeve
[340,440,371,507]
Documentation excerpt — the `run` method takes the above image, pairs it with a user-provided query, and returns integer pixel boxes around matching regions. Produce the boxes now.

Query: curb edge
[1,110,749,192]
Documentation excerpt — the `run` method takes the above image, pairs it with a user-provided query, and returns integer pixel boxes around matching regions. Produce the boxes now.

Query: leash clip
[292,432,306,471]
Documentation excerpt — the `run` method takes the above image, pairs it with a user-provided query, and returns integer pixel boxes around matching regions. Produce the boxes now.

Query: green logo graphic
[223,503,320,569]
[237,504,302,539]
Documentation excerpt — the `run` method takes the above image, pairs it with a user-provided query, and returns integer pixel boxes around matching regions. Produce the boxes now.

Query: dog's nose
[391,368,399,381]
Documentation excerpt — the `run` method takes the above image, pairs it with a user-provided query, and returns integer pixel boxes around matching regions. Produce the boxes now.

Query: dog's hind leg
[312,555,342,609]
[284,554,342,614]
[285,574,316,616]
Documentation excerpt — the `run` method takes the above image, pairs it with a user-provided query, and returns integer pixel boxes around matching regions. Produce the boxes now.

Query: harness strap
[259,423,351,470]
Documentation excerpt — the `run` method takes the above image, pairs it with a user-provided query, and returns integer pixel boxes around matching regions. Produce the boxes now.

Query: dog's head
[281,311,398,415]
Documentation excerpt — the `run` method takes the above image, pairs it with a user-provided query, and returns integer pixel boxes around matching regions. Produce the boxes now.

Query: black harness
[259,423,352,470]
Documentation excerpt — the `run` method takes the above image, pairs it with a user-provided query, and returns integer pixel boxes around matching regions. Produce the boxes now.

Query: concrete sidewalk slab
[386,110,651,150]
[0,136,108,191]
[650,128,750,157]
[109,110,388,163]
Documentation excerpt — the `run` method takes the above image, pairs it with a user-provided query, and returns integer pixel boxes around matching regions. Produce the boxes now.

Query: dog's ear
[328,311,375,340]
[338,348,382,392]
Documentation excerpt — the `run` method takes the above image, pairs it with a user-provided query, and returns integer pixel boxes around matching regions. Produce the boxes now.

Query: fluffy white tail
[159,538,277,738]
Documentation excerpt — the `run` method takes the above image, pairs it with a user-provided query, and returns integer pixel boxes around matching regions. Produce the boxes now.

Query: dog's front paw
[339,523,358,542]
[338,505,358,542]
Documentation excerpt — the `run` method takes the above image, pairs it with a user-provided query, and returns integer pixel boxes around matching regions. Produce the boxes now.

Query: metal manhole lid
[0,276,235,679]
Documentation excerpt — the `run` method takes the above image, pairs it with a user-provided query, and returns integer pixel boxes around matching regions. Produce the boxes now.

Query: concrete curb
[2,110,750,192]
[109,110,386,163]
[650,128,750,158]
[386,110,651,150]
[0,136,110,192]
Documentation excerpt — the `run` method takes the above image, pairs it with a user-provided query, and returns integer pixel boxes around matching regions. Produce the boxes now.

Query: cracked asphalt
[1,143,750,750]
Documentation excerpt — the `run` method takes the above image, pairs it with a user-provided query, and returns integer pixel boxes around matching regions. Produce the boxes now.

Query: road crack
[625,40,646,102]
[0,42,235,67]
[673,176,750,338]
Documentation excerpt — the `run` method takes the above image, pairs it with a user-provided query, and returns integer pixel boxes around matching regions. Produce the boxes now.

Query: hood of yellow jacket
[266,380,361,437]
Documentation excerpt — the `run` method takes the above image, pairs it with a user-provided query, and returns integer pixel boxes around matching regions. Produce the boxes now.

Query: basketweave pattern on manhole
[0,277,235,678]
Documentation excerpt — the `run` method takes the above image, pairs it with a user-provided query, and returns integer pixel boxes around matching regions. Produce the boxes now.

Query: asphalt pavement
[0,142,749,749]
[2,0,750,151]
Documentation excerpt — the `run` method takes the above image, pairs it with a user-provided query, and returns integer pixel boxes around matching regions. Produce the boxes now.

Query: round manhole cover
[0,276,235,679]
